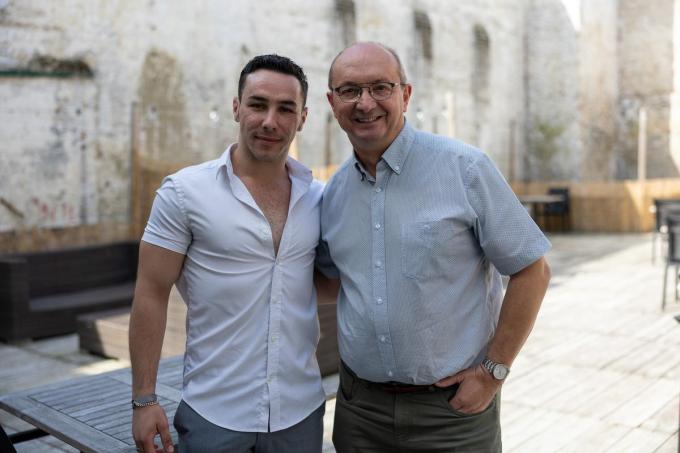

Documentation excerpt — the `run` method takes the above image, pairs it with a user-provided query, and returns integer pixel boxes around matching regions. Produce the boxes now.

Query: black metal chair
[0,424,18,453]
[651,198,680,264]
[543,187,570,231]
[661,213,680,309]
[0,422,49,452]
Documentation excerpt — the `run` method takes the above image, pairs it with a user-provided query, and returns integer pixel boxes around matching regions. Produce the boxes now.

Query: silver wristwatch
[481,357,510,380]
[131,393,158,409]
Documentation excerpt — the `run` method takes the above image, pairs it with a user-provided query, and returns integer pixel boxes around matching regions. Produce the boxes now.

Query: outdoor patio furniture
[0,242,139,342]
[661,213,680,309]
[543,187,570,231]
[0,355,339,452]
[651,198,680,263]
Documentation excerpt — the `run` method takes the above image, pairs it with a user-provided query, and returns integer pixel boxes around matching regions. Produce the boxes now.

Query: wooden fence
[510,179,680,232]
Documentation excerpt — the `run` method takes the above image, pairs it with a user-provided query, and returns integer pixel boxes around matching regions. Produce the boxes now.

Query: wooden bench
[0,242,139,342]
[77,289,340,376]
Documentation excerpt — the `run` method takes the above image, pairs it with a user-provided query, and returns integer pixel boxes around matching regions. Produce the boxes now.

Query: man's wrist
[131,393,159,409]
[481,357,511,380]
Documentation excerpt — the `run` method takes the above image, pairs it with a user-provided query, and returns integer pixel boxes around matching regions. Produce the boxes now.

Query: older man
[317,42,551,452]
[129,54,326,453]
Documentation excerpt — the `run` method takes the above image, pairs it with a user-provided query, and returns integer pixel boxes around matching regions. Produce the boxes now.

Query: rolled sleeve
[142,177,191,255]
[466,154,551,275]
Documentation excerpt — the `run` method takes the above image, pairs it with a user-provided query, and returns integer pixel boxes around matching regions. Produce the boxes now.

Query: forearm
[129,292,169,397]
[486,257,551,366]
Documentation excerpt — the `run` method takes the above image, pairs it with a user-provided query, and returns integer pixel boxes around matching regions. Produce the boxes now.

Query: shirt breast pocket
[400,220,472,280]
[401,221,438,279]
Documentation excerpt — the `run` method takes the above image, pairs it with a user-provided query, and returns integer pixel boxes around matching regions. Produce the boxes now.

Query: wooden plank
[0,394,130,453]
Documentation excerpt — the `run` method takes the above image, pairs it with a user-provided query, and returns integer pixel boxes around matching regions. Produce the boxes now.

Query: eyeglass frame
[330,81,406,103]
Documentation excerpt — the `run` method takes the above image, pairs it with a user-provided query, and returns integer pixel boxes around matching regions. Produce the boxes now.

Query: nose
[355,87,377,111]
[262,108,277,130]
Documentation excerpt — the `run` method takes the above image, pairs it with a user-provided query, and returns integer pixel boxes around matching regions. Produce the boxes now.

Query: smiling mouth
[255,135,281,142]
[353,115,383,124]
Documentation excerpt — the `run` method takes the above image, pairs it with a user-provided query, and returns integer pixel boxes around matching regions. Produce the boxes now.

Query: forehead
[331,45,400,86]
[242,69,303,103]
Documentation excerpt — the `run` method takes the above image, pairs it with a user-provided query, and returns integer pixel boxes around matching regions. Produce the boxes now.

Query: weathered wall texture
[1,0,678,247]
[0,0,529,249]
[616,0,675,179]
[525,0,581,181]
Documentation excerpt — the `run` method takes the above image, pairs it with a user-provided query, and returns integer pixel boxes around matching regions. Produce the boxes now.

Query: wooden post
[638,106,647,181]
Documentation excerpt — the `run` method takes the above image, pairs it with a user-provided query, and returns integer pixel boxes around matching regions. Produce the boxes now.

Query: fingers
[435,370,466,388]
[159,422,175,452]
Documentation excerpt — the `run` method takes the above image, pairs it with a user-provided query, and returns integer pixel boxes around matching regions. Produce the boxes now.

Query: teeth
[355,117,379,123]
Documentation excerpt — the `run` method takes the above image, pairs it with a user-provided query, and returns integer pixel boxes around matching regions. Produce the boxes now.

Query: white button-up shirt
[142,145,325,432]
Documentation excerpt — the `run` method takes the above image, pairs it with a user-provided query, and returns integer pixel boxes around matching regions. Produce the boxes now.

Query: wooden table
[517,194,565,219]
[0,356,338,452]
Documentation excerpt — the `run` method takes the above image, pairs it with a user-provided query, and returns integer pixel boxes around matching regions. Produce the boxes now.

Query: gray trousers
[173,400,325,453]
[333,362,502,453]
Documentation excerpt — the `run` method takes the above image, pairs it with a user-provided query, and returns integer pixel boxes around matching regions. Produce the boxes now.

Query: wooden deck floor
[2,233,679,452]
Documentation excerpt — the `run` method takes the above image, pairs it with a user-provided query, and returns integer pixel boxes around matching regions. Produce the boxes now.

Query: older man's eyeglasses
[332,82,404,103]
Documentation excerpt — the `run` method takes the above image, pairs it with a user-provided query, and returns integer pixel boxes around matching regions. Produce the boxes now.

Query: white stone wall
[525,0,581,181]
[1,0,530,235]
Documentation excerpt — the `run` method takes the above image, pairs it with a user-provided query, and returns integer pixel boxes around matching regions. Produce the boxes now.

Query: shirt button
[375,187,382,193]
[374,223,381,229]
[387,370,393,377]
[379,335,386,342]
[375,260,382,268]
[271,336,278,343]
[395,165,400,171]
[376,297,383,304]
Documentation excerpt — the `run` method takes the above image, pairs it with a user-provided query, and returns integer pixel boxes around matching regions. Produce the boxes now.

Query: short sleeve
[142,177,192,255]
[465,154,551,275]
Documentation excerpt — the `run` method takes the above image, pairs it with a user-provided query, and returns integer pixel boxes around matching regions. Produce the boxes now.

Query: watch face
[493,365,508,380]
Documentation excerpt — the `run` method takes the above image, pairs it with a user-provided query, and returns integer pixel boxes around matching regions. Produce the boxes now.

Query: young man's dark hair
[238,54,309,106]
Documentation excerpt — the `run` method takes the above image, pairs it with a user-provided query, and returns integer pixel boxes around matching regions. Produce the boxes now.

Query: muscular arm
[129,241,185,453]
[437,256,551,413]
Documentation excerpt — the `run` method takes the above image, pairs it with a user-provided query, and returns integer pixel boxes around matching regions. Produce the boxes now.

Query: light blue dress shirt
[317,121,551,384]
[143,145,325,432]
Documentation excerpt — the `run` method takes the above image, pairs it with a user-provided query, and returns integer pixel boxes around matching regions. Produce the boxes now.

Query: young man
[317,42,552,452]
[129,54,325,453]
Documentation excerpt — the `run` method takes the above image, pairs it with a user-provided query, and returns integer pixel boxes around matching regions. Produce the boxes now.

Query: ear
[297,106,308,132]
[401,84,413,113]
[326,91,334,108]
[232,96,240,122]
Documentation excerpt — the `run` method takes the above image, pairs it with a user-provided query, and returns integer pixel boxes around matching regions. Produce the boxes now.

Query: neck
[231,143,289,183]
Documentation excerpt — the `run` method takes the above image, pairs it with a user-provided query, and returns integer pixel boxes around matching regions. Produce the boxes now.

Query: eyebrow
[336,79,391,86]
[247,95,299,108]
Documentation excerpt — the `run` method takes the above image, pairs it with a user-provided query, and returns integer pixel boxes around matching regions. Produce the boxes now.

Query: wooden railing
[510,179,680,232]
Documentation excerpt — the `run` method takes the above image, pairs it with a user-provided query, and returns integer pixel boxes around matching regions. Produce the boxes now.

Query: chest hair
[243,179,291,255]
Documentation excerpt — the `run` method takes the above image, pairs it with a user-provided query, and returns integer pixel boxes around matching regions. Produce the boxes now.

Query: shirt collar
[217,143,313,187]
[351,119,416,179]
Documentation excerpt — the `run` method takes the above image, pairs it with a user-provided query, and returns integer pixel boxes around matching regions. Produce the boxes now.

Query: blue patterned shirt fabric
[317,121,551,384]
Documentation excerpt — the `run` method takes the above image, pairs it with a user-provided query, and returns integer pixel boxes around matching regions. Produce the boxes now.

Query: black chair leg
[0,424,18,453]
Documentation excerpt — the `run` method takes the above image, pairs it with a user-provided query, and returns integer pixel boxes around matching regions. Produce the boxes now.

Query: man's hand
[435,364,501,414]
[132,405,174,453]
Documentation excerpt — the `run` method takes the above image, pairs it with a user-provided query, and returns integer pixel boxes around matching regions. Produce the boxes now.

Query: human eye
[371,83,392,96]
[337,85,360,98]
[248,102,266,110]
